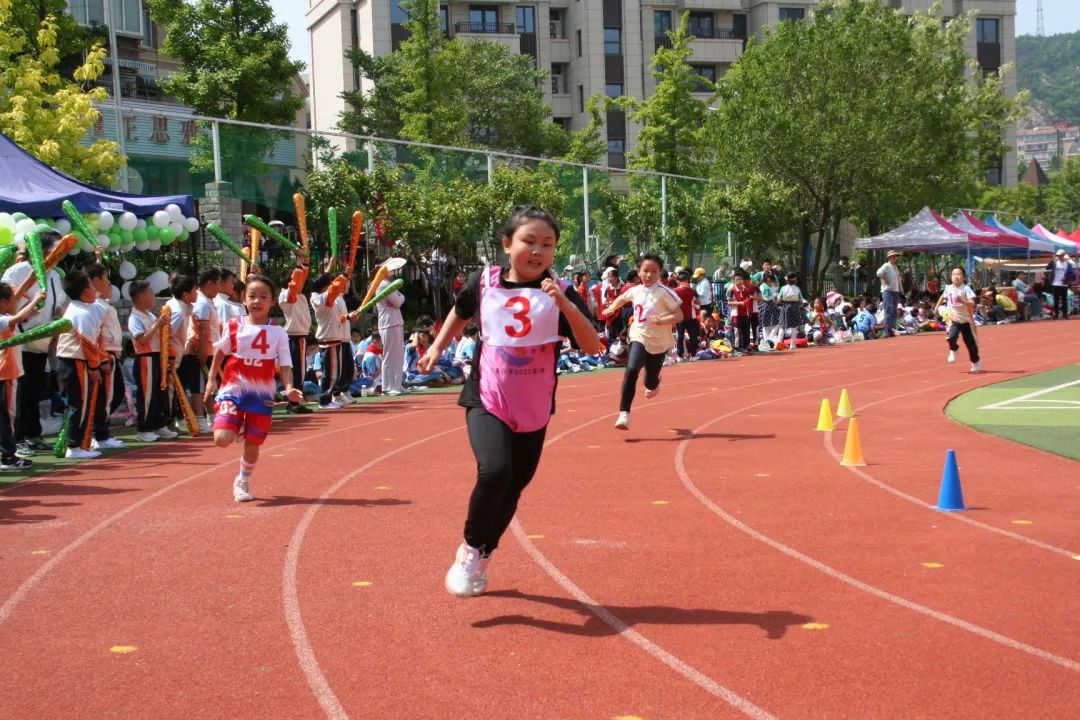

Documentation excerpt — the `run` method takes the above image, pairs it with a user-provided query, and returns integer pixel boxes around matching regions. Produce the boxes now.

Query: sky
[272,1,1080,67]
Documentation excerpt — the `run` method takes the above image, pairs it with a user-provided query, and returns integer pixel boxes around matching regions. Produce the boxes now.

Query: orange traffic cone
[840,417,865,467]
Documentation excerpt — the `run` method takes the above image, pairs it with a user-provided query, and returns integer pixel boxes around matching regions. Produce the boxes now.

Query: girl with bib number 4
[418,205,601,598]
[204,276,303,503]
[601,253,683,430]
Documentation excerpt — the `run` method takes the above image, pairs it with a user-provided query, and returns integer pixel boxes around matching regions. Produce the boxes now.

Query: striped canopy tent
[1031,224,1080,254]
[856,207,1027,254]
[948,212,1041,256]
[975,215,1058,255]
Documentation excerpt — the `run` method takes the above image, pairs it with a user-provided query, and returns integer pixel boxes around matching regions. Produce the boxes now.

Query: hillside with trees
[1016,31,1080,126]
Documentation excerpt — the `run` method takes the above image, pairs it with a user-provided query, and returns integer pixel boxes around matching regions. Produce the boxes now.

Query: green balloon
[35,218,51,228]
[159,228,175,244]
[179,228,190,242]
[146,225,159,240]
[11,213,27,223]
[0,227,12,245]
[133,228,147,242]
[120,229,134,243]
[34,223,52,234]
[109,231,121,243]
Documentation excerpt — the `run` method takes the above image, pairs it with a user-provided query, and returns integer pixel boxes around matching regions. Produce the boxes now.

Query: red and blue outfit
[211,317,292,445]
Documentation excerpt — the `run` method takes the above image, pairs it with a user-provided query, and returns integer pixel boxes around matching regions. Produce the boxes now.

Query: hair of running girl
[498,205,561,241]
[636,252,664,269]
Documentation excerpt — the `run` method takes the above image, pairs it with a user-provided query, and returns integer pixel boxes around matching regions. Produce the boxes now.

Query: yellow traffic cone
[816,398,834,431]
[840,417,865,467]
[837,388,855,418]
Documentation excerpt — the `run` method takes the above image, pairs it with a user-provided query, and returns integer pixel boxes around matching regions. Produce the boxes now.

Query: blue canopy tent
[974,215,1056,255]
[0,131,193,218]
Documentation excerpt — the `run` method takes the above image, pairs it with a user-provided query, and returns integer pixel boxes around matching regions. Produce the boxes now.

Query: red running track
[1,321,1078,719]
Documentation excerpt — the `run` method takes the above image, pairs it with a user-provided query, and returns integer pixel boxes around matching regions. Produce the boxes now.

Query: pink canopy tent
[1031,224,1079,253]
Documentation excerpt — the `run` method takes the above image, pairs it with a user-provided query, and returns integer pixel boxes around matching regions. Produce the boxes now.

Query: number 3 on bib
[503,296,533,338]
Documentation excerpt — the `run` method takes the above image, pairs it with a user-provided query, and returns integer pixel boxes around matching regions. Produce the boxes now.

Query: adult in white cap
[1046,248,1077,319]
[876,249,902,337]
[692,267,713,313]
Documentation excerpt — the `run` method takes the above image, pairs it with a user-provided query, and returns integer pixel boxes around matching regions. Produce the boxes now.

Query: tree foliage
[0,0,121,186]
[708,0,1026,296]
[1016,31,1080,124]
[148,0,305,175]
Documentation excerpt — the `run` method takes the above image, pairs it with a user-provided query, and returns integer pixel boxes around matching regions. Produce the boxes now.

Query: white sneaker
[320,401,343,410]
[135,431,159,443]
[445,542,484,598]
[198,418,213,434]
[644,386,659,400]
[233,476,254,502]
[65,448,101,460]
[385,390,404,396]
[614,411,630,430]
[91,437,126,450]
[154,426,179,439]
[472,556,491,596]
[970,362,981,373]
[333,393,354,406]
[947,350,956,363]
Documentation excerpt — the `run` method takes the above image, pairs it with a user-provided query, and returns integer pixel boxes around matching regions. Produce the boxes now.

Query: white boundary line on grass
[978,378,1080,410]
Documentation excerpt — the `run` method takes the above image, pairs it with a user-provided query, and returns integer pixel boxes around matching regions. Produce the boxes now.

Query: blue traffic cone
[934,449,967,511]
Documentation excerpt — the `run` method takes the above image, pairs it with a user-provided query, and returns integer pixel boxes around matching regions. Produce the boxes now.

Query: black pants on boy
[463,406,547,554]
[619,340,665,412]
[132,354,163,432]
[0,379,17,460]
[947,321,980,363]
[735,315,752,351]
[15,351,47,443]
[750,311,760,346]
[56,358,99,448]
[676,318,699,357]
[318,343,354,404]
[1051,286,1069,318]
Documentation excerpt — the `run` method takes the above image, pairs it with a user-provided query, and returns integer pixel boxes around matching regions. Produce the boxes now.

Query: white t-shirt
[192,290,222,347]
[96,299,123,354]
[942,284,977,323]
[278,288,312,336]
[0,263,69,353]
[165,297,193,357]
[877,262,901,293]
[622,283,681,354]
[1052,260,1070,287]
[56,299,109,361]
[214,294,245,325]
[310,291,350,343]
[375,278,404,331]
[127,308,160,354]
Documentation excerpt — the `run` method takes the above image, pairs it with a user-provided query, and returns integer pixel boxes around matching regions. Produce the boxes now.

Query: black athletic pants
[735,315,751,351]
[133,354,164,432]
[463,406,547,554]
[619,341,665,412]
[947,321,980,363]
[676,318,699,357]
[1051,286,1069,319]
[0,379,16,460]
[15,351,47,443]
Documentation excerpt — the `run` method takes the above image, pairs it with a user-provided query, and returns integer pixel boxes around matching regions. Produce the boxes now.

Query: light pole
[103,0,129,191]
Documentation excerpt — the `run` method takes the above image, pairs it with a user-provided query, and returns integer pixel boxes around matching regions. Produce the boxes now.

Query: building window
[469,5,499,33]
[551,63,566,94]
[690,64,716,90]
[350,9,360,90]
[550,9,564,39]
[578,84,584,113]
[439,5,448,33]
[607,140,624,154]
[605,83,623,98]
[515,6,535,34]
[391,0,409,24]
[604,28,621,55]
[141,6,155,48]
[576,29,582,57]
[976,18,999,44]
[553,117,569,130]
[778,8,806,22]
[687,12,715,39]
[654,10,672,37]
[70,0,142,35]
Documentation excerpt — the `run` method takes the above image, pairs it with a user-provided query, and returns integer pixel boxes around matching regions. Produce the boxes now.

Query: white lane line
[978,378,1080,409]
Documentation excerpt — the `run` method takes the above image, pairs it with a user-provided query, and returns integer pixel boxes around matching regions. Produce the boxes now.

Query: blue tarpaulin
[0,131,194,218]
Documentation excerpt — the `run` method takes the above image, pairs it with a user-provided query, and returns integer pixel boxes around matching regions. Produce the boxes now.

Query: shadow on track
[474,589,813,640]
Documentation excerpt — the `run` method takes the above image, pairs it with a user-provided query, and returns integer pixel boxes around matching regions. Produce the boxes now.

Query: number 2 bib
[476,266,565,433]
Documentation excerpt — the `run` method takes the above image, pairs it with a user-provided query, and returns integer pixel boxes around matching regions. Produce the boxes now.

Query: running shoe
[947,350,956,363]
[233,476,254,502]
[445,542,484,598]
[614,411,630,430]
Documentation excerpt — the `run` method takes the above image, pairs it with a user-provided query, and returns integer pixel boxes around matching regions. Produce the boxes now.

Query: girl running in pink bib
[419,205,601,597]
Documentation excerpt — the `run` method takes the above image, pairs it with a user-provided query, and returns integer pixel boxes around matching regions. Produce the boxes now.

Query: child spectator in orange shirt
[0,280,46,470]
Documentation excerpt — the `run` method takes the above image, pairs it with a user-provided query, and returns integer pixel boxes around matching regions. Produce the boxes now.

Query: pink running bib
[477,266,565,433]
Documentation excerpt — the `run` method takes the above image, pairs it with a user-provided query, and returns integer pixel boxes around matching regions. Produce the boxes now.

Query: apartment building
[67,0,307,198]
[307,0,1016,184]
[1017,123,1080,170]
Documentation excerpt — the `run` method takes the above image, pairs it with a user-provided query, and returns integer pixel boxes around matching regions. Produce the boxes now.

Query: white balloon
[13,232,24,246]
[54,218,71,234]
[121,242,135,252]
[121,281,132,301]
[0,213,13,230]
[137,218,147,230]
[148,270,170,293]
[119,212,138,231]
[135,240,150,252]
[77,237,92,252]
[148,239,162,251]
[110,284,121,303]
[168,221,184,237]
[165,204,183,222]
[98,211,114,230]
[152,210,170,228]
[15,218,36,234]
[183,216,200,233]
[118,261,137,280]
[97,234,111,249]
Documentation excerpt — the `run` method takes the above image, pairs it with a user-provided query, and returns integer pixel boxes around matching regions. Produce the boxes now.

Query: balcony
[455,22,515,35]
[976,42,1001,73]
[688,30,744,64]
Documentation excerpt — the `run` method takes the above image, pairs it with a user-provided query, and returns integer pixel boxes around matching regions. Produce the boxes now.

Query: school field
[1,321,1077,719]
[947,363,1080,462]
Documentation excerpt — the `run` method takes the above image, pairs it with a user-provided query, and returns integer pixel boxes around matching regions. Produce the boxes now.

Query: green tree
[148,0,305,175]
[7,0,91,64]
[0,0,121,186]
[1043,156,1080,230]
[976,183,1043,227]
[708,0,1026,296]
